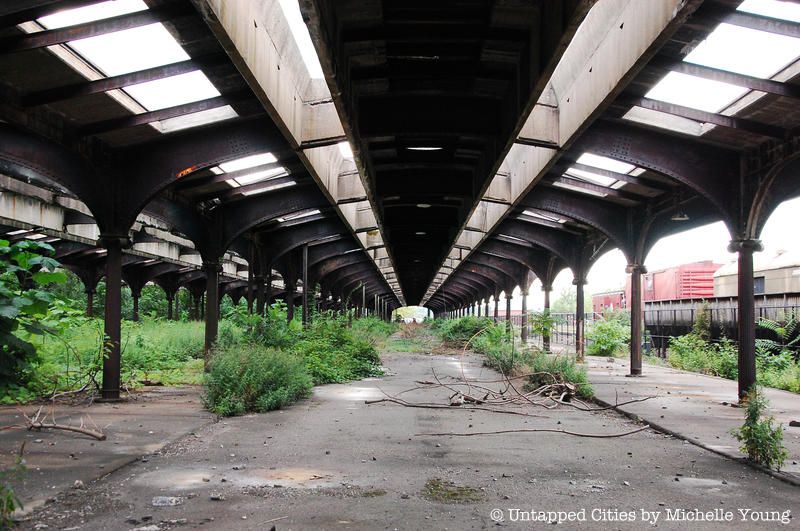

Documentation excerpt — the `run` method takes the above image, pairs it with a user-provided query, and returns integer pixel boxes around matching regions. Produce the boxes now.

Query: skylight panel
[623,105,708,136]
[277,0,324,79]
[552,181,607,198]
[565,168,616,187]
[577,153,635,174]
[125,71,220,111]
[738,0,800,23]
[226,167,287,187]
[277,209,321,222]
[338,141,354,159]
[241,181,296,196]
[219,153,278,173]
[67,23,190,76]
[154,106,238,134]
[522,210,566,223]
[685,23,800,79]
[37,0,147,29]
[645,71,748,113]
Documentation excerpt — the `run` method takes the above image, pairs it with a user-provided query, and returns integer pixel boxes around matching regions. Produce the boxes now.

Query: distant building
[714,250,800,296]
[592,261,721,313]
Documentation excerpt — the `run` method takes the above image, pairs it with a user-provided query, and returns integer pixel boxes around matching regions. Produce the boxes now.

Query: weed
[731,386,789,470]
[421,478,483,504]
[204,344,312,416]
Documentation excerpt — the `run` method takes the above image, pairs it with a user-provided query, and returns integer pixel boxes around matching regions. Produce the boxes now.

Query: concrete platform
[586,356,800,483]
[11,352,800,530]
[0,386,214,517]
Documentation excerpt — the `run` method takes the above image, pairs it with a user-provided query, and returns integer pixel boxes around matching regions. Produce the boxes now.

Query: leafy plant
[586,314,630,357]
[692,301,712,341]
[756,314,800,366]
[204,344,312,416]
[527,352,593,398]
[731,386,789,470]
[0,443,25,527]
[0,239,66,388]
[528,310,563,349]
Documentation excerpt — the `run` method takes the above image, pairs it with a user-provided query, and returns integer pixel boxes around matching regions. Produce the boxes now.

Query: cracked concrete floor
[11,351,800,530]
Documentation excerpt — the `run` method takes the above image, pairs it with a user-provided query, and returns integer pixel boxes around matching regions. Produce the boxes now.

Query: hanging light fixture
[670,210,689,221]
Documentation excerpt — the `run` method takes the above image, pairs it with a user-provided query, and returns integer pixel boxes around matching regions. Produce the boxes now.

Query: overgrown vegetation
[731,386,789,470]
[586,310,630,357]
[204,344,312,416]
[432,316,593,398]
[421,478,483,504]
[0,444,25,527]
[666,313,800,393]
[0,239,397,411]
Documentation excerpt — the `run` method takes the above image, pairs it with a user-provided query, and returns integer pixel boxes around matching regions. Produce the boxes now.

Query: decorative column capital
[202,260,223,274]
[625,263,647,275]
[727,239,763,253]
[98,234,131,249]
[572,277,587,286]
[541,284,552,293]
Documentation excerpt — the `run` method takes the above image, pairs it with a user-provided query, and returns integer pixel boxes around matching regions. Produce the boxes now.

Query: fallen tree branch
[23,406,106,441]
[365,397,548,418]
[416,425,651,438]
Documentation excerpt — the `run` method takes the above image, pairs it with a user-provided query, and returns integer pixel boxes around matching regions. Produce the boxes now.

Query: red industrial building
[592,261,721,314]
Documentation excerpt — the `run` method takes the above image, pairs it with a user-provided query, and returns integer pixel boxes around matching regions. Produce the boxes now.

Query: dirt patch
[420,478,483,504]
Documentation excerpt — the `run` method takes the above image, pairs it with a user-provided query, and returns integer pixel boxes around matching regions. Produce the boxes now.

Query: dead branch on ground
[21,405,106,441]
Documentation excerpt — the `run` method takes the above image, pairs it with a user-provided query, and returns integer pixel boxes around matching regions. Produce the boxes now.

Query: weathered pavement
[10,352,800,530]
[586,356,800,483]
[1,387,214,518]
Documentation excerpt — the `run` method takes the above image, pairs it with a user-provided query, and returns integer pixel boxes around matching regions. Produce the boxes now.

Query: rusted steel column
[493,296,499,321]
[100,236,125,400]
[302,245,309,327]
[131,287,141,322]
[575,277,586,362]
[542,284,552,352]
[265,269,273,313]
[477,300,482,317]
[505,294,513,336]
[521,290,529,344]
[627,264,646,376]
[167,294,174,321]
[203,260,222,370]
[361,284,366,319]
[174,289,180,321]
[730,239,762,399]
[255,275,265,315]
[86,289,94,317]
[246,267,254,314]
[484,299,489,318]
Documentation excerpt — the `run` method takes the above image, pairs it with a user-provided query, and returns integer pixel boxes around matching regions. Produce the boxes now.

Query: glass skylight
[338,141,354,159]
[684,23,800,79]
[38,0,147,29]
[241,181,296,196]
[552,181,607,198]
[277,209,321,222]
[645,71,748,113]
[278,0,324,79]
[65,23,190,77]
[125,71,220,111]
[738,0,800,22]
[227,167,287,187]
[219,153,278,173]
[154,106,238,133]
[577,153,635,174]
[565,167,616,187]
[522,210,567,223]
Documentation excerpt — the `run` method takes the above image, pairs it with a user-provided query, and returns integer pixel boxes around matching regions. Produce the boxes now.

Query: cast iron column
[575,277,586,362]
[255,275,265,315]
[484,299,489,318]
[627,264,646,376]
[493,296,499,321]
[203,260,221,370]
[302,245,309,327]
[167,294,174,321]
[505,294,512,336]
[86,289,95,317]
[730,239,762,399]
[361,284,366,319]
[542,284,552,352]
[265,269,273,314]
[131,288,141,322]
[100,236,125,400]
[520,290,529,344]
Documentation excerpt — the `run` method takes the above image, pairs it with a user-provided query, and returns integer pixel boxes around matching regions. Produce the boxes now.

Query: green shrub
[292,315,382,384]
[436,316,495,344]
[351,316,398,348]
[731,386,789,470]
[204,344,312,416]
[527,352,593,398]
[586,316,630,357]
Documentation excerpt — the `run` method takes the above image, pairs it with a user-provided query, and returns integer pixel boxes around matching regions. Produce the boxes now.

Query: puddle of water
[314,386,383,402]
[246,467,341,488]
[131,466,343,490]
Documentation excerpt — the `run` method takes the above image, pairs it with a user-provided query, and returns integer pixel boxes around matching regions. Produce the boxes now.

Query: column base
[626,371,644,378]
